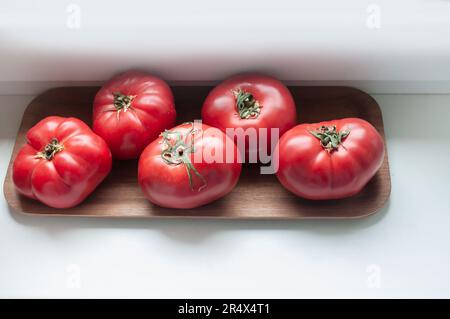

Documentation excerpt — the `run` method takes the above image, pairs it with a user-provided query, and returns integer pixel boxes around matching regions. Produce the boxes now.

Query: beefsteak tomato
[138,122,242,209]
[12,116,112,208]
[93,71,176,159]
[274,118,385,200]
[201,73,296,161]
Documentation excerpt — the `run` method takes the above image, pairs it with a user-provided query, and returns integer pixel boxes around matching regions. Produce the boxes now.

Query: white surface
[0,93,450,298]
[1,0,450,93]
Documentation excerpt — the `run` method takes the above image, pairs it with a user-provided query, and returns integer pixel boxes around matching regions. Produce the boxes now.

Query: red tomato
[201,73,296,160]
[12,116,112,208]
[138,122,242,209]
[93,71,176,159]
[274,118,385,200]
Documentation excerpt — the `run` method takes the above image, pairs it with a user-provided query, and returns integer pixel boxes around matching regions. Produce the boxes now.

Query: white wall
[1,0,450,93]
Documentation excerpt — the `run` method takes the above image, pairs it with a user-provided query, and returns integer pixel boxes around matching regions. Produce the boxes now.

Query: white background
[1,0,450,93]
[1,94,450,298]
[1,0,450,298]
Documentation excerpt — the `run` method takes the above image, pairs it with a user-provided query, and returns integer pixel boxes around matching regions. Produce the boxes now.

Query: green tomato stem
[233,89,262,119]
[160,122,207,192]
[35,138,64,160]
[309,125,350,152]
[113,92,136,120]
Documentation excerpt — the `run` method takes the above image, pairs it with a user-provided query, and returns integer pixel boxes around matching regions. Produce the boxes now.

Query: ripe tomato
[138,122,242,209]
[201,73,296,160]
[12,116,112,208]
[93,71,176,159]
[274,118,385,200]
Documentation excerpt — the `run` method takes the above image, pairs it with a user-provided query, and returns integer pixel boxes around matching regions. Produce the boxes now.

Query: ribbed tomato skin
[274,118,385,200]
[201,73,296,159]
[93,71,176,159]
[12,116,112,208]
[138,123,242,209]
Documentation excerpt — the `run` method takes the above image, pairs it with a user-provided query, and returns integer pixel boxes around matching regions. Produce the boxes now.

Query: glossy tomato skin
[138,123,242,209]
[201,73,296,159]
[12,116,112,208]
[93,71,176,160]
[274,118,385,200]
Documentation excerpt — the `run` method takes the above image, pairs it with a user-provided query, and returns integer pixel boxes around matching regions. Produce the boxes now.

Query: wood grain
[3,86,391,219]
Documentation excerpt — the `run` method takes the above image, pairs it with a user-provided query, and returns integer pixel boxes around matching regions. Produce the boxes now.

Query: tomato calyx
[113,92,136,120]
[232,89,261,119]
[309,125,350,153]
[160,123,207,192]
[35,138,64,160]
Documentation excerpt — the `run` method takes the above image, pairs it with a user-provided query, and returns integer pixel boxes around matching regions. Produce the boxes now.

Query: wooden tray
[3,86,391,219]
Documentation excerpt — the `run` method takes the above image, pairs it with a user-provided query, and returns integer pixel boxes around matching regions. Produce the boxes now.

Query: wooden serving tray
[3,86,390,219]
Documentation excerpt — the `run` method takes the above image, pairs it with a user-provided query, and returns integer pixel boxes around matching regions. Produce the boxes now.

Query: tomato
[12,116,112,208]
[138,122,242,209]
[93,71,176,159]
[274,118,385,200]
[201,73,296,161]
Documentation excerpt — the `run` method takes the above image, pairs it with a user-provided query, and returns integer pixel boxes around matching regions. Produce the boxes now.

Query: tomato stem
[160,122,207,192]
[233,89,261,119]
[113,92,136,120]
[309,125,350,152]
[35,138,64,160]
